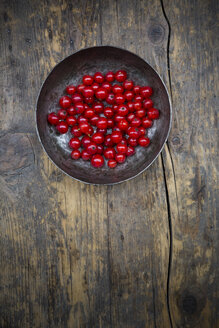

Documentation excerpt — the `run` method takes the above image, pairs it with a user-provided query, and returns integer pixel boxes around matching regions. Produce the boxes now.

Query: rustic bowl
[36,46,172,184]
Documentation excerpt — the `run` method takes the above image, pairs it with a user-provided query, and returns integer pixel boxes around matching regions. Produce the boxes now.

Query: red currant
[105,71,115,82]
[147,108,159,119]
[75,102,85,114]
[81,149,91,160]
[66,85,76,95]
[112,84,124,94]
[127,101,135,112]
[69,137,81,149]
[97,128,107,134]
[71,149,81,159]
[115,153,126,163]
[111,130,122,144]
[126,145,135,156]
[56,121,68,134]
[128,127,140,139]
[106,93,115,105]
[124,91,134,101]
[84,97,94,104]
[142,117,153,128]
[79,122,90,134]
[91,154,104,168]
[83,86,94,98]
[107,119,114,128]
[133,101,142,110]
[127,113,135,122]
[104,107,114,118]
[72,93,83,103]
[77,116,88,125]
[94,72,104,84]
[123,80,134,90]
[84,108,95,119]
[104,147,116,159]
[104,134,114,147]
[115,70,127,82]
[59,96,72,108]
[115,94,125,105]
[93,102,104,114]
[133,85,141,94]
[91,82,100,92]
[128,137,138,146]
[67,105,76,115]
[71,125,82,137]
[138,136,150,147]
[131,117,141,127]
[95,88,108,100]
[90,115,99,126]
[114,114,124,123]
[102,82,111,93]
[116,142,127,154]
[81,136,92,148]
[118,119,129,131]
[77,84,85,94]
[66,116,77,126]
[117,104,129,116]
[139,126,146,136]
[96,145,104,154]
[143,98,153,109]
[97,117,108,129]
[83,75,94,86]
[48,112,59,125]
[108,159,117,168]
[141,86,153,98]
[57,109,67,120]
[92,132,104,144]
[136,109,146,118]
[87,142,98,155]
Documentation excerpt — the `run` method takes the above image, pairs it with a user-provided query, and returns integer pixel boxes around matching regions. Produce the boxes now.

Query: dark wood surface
[0,1,218,327]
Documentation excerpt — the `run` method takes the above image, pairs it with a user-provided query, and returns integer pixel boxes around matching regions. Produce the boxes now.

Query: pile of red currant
[47,70,160,168]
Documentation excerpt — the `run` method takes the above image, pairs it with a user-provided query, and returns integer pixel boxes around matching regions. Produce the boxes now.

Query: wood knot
[183,295,197,314]
[171,136,180,145]
[148,24,165,44]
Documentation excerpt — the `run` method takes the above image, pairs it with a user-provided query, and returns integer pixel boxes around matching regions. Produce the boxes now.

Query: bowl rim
[35,45,172,185]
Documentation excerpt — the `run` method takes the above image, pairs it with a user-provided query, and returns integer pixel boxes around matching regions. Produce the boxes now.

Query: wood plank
[162,0,219,327]
[101,1,171,327]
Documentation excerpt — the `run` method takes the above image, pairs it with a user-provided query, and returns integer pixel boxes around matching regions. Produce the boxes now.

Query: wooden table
[0,1,218,327]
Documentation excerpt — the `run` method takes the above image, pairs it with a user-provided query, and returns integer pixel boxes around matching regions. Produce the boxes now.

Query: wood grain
[0,0,218,327]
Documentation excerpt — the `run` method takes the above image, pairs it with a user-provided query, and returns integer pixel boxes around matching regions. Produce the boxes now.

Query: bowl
[36,46,172,184]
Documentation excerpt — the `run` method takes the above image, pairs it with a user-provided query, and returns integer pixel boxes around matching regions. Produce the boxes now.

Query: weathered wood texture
[0,0,218,328]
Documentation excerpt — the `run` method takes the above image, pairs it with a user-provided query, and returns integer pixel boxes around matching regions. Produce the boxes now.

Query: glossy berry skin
[131,117,141,127]
[127,101,135,112]
[94,72,104,84]
[107,119,114,128]
[84,108,95,119]
[128,127,140,139]
[91,154,104,168]
[77,116,88,125]
[123,80,134,90]
[83,75,94,86]
[92,132,104,144]
[91,83,100,92]
[142,117,153,128]
[138,136,150,147]
[147,108,159,119]
[133,85,141,94]
[114,114,124,123]
[66,116,77,126]
[83,86,94,98]
[117,104,129,116]
[134,95,143,102]
[81,136,91,148]
[57,109,67,120]
[108,159,117,168]
[127,113,135,122]
[59,96,72,108]
[72,93,83,104]
[115,153,126,163]
[48,112,59,125]
[124,91,134,101]
[128,137,138,147]
[102,82,111,93]
[133,101,142,111]
[113,104,119,112]
[96,145,104,154]
[105,71,115,82]
[104,147,116,159]
[143,98,153,109]
[126,145,135,156]
[136,109,146,118]
[115,70,127,82]
[104,135,114,147]
[75,102,85,114]
[93,102,104,114]
[96,88,108,100]
[81,149,91,161]
[111,130,123,144]
[77,84,85,94]
[56,121,68,134]
[106,93,115,105]
[97,117,108,129]
[97,128,107,134]
[87,142,98,155]
[67,105,76,115]
[118,119,129,131]
[84,104,89,110]
[84,96,93,104]
[104,107,114,118]
[115,94,125,105]
[66,85,76,95]
[90,115,99,126]
[69,137,81,149]
[112,84,124,94]
[79,122,90,134]
[116,142,128,154]
[141,86,153,98]
[139,126,146,136]
[71,149,81,159]
[71,125,82,137]
[87,126,94,136]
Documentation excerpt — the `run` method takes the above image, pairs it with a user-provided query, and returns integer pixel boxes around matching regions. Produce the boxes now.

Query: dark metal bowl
[36,46,172,184]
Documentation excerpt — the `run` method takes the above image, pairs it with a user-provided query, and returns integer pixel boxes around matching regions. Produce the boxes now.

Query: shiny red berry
[102,82,111,93]
[57,108,67,120]
[97,117,108,129]
[115,153,126,163]
[77,116,88,125]
[91,154,104,168]
[56,121,68,134]
[112,84,124,94]
[141,86,153,98]
[69,137,81,149]
[147,108,160,119]
[84,108,95,119]
[93,102,104,114]
[134,95,143,102]
[104,134,114,147]
[83,75,94,86]
[115,94,125,105]
[127,101,135,112]
[91,82,100,91]
[123,80,134,90]
[96,88,108,100]
[81,149,91,161]
[47,112,59,125]
[105,71,115,82]
[104,147,116,159]
[143,98,153,109]
[66,85,76,95]
[97,128,107,134]
[92,132,104,144]
[79,122,90,134]
[87,142,98,155]
[127,137,138,146]
[115,70,127,82]
[104,107,114,118]
[66,116,77,126]
[131,117,141,127]
[75,102,85,114]
[136,109,146,118]
[111,131,122,144]
[107,119,114,128]
[142,117,153,128]
[117,104,129,116]
[126,145,135,156]
[81,136,92,148]
[96,145,104,154]
[127,113,135,122]
[128,127,140,139]
[139,126,146,136]
[83,86,94,98]
[71,125,82,137]
[124,91,134,101]
[90,115,99,126]
[138,136,150,147]
[94,72,104,84]
[106,93,115,105]
[71,149,81,160]
[133,85,141,94]
[59,96,72,108]
[67,105,76,115]
[77,84,85,94]
[133,101,142,110]
[108,159,117,168]
[72,93,83,103]
[118,119,129,131]
[114,114,124,123]
[116,142,127,154]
